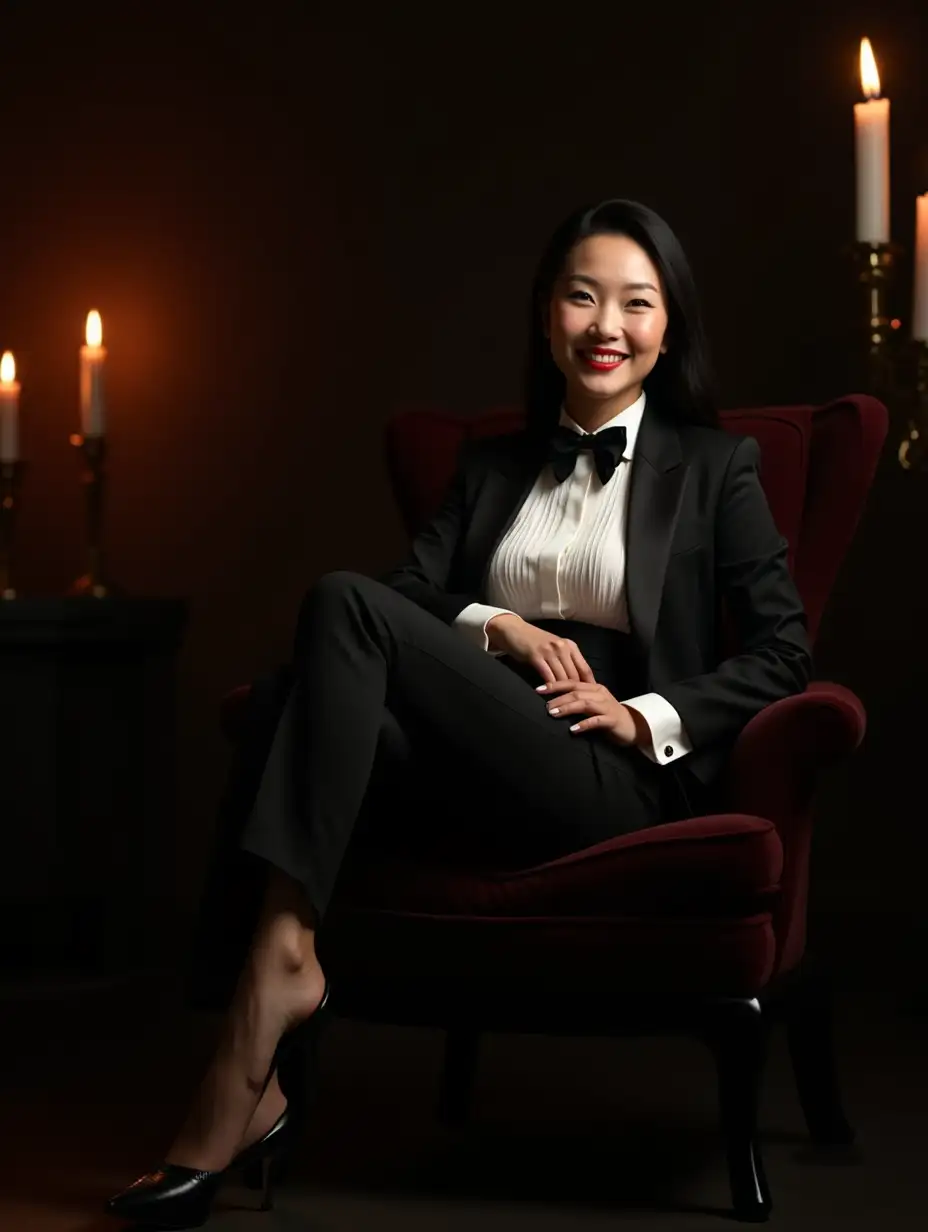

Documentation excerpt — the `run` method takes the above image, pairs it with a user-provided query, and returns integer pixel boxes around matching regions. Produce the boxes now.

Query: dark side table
[0,598,188,978]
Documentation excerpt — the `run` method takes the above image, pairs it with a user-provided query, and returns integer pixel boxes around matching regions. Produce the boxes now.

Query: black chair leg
[437,1028,480,1127]
[701,996,772,1223]
[783,962,855,1145]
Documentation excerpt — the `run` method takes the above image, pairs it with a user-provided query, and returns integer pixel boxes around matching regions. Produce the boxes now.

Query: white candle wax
[854,97,890,243]
[0,352,20,463]
[80,345,106,435]
[914,194,928,342]
[80,310,106,436]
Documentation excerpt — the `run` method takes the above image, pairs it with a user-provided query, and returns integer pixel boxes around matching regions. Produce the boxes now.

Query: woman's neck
[564,385,642,434]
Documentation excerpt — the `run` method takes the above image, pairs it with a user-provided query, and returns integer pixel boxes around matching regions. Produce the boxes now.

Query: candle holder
[0,459,25,600]
[69,433,123,598]
[850,240,904,396]
[897,343,928,471]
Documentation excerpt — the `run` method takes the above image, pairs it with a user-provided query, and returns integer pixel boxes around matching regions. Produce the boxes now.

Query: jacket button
[664,745,674,757]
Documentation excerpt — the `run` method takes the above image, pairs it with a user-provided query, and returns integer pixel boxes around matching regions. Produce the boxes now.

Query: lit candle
[854,37,890,244]
[0,351,20,463]
[80,309,106,436]
[914,195,928,343]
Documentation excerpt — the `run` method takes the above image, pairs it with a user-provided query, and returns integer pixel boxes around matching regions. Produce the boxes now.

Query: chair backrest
[385,396,888,646]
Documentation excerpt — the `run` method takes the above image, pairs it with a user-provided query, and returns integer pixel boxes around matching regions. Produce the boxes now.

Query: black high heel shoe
[104,983,331,1228]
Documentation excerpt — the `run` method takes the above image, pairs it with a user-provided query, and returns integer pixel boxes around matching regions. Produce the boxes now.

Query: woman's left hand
[536,680,641,746]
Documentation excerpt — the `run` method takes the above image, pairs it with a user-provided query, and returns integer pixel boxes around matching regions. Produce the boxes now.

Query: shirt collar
[558,390,647,460]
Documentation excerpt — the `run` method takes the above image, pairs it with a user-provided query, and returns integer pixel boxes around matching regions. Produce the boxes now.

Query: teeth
[587,352,626,362]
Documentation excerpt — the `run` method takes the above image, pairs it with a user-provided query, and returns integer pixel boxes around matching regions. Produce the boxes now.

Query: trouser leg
[240,571,665,920]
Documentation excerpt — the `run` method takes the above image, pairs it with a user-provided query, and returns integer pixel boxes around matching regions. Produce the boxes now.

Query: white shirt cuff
[621,692,693,765]
[453,603,520,655]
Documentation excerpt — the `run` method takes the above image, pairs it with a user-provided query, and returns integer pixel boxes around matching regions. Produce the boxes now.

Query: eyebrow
[567,274,659,293]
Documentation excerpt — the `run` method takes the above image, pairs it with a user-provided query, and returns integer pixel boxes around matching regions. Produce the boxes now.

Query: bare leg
[166,866,326,1173]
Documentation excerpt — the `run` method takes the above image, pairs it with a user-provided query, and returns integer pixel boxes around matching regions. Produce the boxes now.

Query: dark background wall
[1,2,926,941]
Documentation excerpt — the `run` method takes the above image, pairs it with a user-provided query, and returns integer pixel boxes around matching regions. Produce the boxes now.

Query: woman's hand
[536,680,645,747]
[486,614,595,683]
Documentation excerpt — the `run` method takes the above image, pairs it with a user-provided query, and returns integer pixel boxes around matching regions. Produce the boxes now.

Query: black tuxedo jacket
[380,403,812,788]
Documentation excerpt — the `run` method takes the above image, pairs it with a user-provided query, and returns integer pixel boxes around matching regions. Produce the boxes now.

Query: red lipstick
[579,349,628,372]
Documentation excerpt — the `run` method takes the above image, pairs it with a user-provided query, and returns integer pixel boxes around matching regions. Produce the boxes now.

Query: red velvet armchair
[223,394,886,1222]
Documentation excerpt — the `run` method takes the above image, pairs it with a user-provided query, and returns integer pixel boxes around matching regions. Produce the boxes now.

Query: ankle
[253,912,317,976]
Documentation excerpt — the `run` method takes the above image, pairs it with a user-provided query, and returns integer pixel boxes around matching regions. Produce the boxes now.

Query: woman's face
[546,233,669,419]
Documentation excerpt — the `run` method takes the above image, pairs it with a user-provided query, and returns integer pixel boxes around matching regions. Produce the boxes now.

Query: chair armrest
[726,681,866,821]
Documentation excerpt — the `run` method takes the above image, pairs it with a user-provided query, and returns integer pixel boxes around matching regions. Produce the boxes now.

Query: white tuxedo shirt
[453,392,693,766]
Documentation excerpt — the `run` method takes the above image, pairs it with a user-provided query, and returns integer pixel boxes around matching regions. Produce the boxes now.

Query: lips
[578,349,629,371]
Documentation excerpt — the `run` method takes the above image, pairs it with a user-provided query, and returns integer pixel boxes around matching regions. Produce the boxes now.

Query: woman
[105,199,811,1225]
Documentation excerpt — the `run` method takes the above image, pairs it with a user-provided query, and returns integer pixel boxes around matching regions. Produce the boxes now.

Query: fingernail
[536,684,547,692]
[549,707,560,715]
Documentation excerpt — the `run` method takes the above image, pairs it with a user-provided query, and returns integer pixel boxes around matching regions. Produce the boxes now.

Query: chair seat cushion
[319,814,784,1000]
[335,813,783,917]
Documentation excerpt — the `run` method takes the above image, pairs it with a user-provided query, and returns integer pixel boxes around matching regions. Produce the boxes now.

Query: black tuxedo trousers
[186,569,706,1012]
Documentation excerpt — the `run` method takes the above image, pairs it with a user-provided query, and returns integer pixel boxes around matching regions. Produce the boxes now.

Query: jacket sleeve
[659,435,812,749]
[377,439,486,625]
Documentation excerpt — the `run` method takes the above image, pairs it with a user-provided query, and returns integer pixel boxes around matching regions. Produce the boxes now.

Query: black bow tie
[546,424,628,485]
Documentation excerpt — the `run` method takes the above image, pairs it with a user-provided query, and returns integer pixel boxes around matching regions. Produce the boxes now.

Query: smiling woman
[548,235,671,432]
[525,198,717,438]
[104,196,811,1230]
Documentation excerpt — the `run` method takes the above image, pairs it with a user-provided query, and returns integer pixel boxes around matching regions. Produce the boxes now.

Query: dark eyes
[567,291,652,308]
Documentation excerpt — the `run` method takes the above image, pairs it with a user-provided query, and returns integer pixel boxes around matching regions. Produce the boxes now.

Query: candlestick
[914,194,928,343]
[850,241,901,396]
[80,309,106,437]
[0,459,24,599]
[69,433,123,597]
[854,38,890,244]
[0,351,20,463]
[897,343,928,471]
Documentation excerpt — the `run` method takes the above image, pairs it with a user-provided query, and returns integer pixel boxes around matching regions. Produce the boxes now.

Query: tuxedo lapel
[463,413,688,661]
[625,405,688,660]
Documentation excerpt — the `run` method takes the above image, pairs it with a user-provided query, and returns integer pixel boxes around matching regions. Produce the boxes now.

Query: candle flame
[860,37,881,98]
[85,309,103,348]
[0,351,15,383]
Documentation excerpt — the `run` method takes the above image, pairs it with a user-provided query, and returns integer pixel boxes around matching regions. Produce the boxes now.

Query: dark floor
[1,910,925,1231]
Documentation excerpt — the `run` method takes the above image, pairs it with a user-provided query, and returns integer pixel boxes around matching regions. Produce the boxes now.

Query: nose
[588,302,624,343]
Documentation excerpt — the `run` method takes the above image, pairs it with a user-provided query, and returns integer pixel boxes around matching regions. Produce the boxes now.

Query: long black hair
[524,199,718,438]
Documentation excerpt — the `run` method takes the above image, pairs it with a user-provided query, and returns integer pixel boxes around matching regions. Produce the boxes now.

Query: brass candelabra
[898,343,928,471]
[0,459,24,599]
[69,433,122,597]
[851,241,928,470]
[851,241,903,394]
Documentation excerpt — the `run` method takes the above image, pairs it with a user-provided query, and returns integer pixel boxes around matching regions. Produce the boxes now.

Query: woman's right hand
[486,614,596,684]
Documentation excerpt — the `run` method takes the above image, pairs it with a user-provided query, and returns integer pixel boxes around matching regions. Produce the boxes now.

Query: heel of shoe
[277,982,332,1108]
[240,1152,287,1211]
